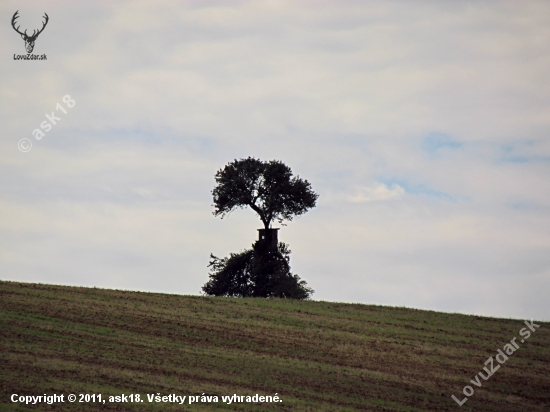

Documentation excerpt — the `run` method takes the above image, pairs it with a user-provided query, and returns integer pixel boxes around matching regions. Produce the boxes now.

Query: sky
[1,0,549,320]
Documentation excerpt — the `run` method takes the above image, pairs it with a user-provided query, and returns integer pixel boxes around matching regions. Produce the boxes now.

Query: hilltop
[1,281,549,411]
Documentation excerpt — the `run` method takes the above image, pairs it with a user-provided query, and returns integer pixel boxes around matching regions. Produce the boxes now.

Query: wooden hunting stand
[257,228,279,253]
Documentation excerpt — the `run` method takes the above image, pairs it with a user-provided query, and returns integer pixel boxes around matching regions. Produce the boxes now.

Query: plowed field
[1,281,548,411]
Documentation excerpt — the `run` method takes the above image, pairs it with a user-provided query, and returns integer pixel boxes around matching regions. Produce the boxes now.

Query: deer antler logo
[11,11,49,54]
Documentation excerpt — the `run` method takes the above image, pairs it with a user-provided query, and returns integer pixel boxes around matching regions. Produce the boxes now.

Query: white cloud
[348,183,405,203]
[1,0,549,320]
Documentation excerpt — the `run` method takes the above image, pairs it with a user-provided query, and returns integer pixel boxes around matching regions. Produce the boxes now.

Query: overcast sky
[1,0,549,320]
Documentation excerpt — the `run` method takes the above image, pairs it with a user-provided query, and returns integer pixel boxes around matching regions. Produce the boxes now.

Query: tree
[202,242,314,299]
[212,157,318,229]
[204,157,317,299]
[202,249,255,298]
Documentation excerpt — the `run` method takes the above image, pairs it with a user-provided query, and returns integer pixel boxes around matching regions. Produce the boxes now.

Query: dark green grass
[1,280,548,411]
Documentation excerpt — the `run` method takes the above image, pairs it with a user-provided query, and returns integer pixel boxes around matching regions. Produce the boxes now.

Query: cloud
[348,183,405,203]
[1,0,549,320]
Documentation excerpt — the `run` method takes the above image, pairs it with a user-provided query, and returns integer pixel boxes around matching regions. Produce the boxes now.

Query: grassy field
[1,280,549,411]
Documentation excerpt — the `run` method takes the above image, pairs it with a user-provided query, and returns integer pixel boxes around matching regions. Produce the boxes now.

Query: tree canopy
[212,157,318,229]
[202,242,314,299]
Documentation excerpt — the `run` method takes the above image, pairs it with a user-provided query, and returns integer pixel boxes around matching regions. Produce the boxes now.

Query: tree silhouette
[204,157,317,299]
[202,242,314,299]
[212,157,318,229]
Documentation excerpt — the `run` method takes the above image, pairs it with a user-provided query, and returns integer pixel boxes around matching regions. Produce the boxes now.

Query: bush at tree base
[202,242,314,299]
